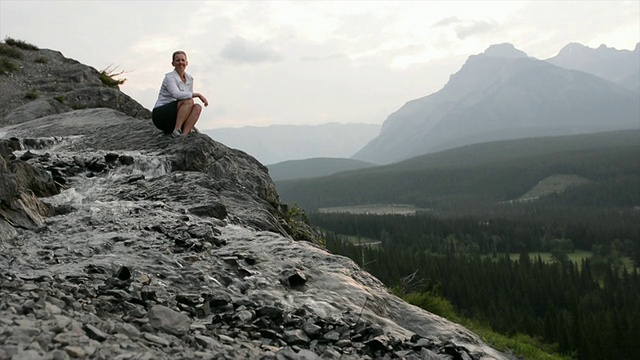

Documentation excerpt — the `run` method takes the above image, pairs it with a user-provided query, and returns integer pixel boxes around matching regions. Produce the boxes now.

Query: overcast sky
[1,1,638,130]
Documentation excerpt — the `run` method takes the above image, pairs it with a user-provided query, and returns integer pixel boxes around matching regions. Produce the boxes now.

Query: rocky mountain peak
[0,40,508,359]
[353,40,639,164]
[547,41,640,87]
[481,43,528,59]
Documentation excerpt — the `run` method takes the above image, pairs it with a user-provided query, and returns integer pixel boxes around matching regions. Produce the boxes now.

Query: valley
[278,128,640,359]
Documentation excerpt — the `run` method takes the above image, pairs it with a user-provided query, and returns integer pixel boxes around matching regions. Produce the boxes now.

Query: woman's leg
[181,104,202,135]
[175,99,195,132]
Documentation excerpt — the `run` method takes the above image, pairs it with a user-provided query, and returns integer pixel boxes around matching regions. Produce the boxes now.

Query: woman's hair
[172,50,187,61]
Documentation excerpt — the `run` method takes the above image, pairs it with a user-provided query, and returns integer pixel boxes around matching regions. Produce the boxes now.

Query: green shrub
[34,56,49,64]
[0,43,24,59]
[4,37,38,50]
[403,291,457,319]
[99,65,126,88]
[71,103,86,110]
[54,95,65,103]
[24,89,38,100]
[393,288,570,359]
[0,56,19,75]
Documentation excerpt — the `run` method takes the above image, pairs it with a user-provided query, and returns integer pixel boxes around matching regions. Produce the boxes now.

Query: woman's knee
[193,104,202,115]
[178,98,194,108]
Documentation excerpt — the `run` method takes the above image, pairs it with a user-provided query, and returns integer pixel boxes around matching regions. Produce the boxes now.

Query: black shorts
[152,101,178,134]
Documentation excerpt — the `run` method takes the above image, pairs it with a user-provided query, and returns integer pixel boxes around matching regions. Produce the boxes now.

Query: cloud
[431,16,499,40]
[455,20,499,39]
[432,16,461,28]
[219,37,283,64]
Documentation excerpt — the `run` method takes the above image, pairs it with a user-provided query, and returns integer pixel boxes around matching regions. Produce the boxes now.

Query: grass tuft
[24,89,38,100]
[4,37,39,50]
[99,65,127,88]
[0,43,24,59]
[0,56,19,75]
[54,95,65,103]
[34,56,49,64]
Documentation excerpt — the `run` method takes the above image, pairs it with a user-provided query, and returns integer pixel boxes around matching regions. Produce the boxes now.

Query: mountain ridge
[546,42,640,90]
[352,42,639,164]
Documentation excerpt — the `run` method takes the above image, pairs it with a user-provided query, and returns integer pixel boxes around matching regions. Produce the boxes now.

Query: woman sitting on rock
[152,50,208,139]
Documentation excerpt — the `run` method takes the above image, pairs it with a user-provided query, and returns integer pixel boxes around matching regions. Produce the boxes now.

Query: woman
[152,50,208,138]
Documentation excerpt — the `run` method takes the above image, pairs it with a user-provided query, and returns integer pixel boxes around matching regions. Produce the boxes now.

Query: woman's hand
[194,93,209,107]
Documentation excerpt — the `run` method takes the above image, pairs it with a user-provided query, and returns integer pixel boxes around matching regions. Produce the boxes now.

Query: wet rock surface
[0,43,511,359]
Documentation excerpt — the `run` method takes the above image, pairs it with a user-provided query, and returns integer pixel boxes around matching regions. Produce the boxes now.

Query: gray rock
[284,329,310,345]
[51,315,72,332]
[233,309,255,324]
[8,326,41,344]
[147,305,190,336]
[276,347,320,360]
[420,348,441,360]
[45,302,62,316]
[83,324,107,341]
[115,323,140,339]
[11,349,45,360]
[194,334,219,349]
[64,345,87,358]
[143,333,170,347]
[51,349,71,360]
[320,347,342,359]
[303,323,322,337]
[323,330,340,342]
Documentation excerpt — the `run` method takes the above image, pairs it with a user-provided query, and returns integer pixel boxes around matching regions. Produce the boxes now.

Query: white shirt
[153,70,194,108]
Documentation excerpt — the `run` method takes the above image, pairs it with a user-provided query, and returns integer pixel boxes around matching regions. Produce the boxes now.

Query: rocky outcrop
[0,137,58,239]
[0,47,149,126]
[0,41,510,359]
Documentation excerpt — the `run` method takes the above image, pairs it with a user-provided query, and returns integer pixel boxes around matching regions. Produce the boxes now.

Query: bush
[24,89,38,100]
[0,43,24,59]
[5,37,38,50]
[0,56,19,75]
[54,95,65,103]
[34,56,49,64]
[99,65,126,88]
[402,291,458,319]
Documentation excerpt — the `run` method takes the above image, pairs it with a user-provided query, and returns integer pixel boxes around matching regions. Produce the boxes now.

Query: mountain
[203,123,380,165]
[267,157,375,181]
[277,130,640,211]
[352,43,640,164]
[546,42,640,93]
[0,39,507,359]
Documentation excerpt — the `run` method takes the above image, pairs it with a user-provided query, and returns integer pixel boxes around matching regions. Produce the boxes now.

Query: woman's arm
[193,92,209,107]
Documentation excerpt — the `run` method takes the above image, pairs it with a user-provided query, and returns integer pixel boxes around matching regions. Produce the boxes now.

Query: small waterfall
[45,151,172,205]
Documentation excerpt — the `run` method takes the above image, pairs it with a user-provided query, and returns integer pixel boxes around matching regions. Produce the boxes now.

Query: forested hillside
[313,209,640,359]
[276,130,640,212]
[300,129,640,358]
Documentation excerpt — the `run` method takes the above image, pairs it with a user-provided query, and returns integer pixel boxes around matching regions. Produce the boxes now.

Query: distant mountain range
[546,42,640,93]
[353,42,640,164]
[203,123,380,165]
